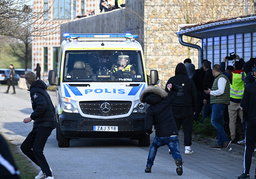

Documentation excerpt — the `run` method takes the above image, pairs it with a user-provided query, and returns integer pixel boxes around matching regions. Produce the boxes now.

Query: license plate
[93,126,118,132]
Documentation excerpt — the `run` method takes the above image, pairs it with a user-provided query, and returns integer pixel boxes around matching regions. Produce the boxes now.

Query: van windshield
[63,50,145,82]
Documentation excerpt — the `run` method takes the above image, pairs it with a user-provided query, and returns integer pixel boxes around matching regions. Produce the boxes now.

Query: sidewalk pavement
[0,85,254,179]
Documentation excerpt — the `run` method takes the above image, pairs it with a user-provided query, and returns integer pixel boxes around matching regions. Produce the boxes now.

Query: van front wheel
[138,135,150,146]
[57,124,70,147]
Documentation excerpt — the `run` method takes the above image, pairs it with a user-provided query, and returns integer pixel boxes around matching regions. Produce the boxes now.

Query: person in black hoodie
[192,60,207,121]
[238,69,256,179]
[202,60,214,123]
[140,86,183,175]
[165,63,197,155]
[20,72,55,179]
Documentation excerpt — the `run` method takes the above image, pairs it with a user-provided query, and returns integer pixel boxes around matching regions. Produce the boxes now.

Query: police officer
[112,55,136,78]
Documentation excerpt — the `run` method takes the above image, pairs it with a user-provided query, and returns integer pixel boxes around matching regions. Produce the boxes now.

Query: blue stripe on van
[66,84,83,96]
[128,84,144,96]
[64,84,71,97]
[139,84,146,96]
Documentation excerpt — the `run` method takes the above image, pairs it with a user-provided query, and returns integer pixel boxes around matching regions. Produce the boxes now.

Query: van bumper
[58,112,146,138]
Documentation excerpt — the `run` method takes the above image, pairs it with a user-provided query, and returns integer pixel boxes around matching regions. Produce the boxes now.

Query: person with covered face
[140,86,183,176]
[165,63,197,155]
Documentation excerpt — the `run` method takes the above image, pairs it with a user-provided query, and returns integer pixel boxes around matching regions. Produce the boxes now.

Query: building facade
[33,0,255,86]
[32,0,114,81]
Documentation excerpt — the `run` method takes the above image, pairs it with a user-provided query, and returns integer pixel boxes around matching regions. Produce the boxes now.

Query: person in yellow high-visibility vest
[221,55,246,143]
[112,55,136,78]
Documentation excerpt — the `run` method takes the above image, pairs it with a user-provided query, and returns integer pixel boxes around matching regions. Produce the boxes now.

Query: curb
[193,134,245,154]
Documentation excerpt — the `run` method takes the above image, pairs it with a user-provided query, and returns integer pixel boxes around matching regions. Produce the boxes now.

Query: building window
[253,32,256,57]
[207,38,213,62]
[244,33,251,61]
[44,47,48,72]
[44,0,48,20]
[213,37,220,64]
[53,0,71,19]
[221,36,227,60]
[73,0,76,19]
[53,47,60,70]
[81,0,85,15]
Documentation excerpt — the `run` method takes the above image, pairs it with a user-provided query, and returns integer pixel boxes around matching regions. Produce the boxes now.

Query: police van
[48,33,158,147]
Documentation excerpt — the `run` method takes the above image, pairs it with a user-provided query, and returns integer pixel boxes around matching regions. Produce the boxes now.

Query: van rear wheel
[138,135,150,146]
[57,124,70,147]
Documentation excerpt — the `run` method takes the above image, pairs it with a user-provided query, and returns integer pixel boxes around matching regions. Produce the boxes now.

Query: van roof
[62,40,143,51]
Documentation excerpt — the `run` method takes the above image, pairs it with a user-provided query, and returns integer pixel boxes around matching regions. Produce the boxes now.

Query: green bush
[193,117,218,139]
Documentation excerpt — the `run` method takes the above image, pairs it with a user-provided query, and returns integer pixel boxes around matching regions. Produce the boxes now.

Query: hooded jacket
[29,80,55,128]
[140,86,178,137]
[165,63,197,111]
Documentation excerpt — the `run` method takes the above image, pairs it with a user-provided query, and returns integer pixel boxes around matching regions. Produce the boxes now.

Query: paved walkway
[0,85,255,179]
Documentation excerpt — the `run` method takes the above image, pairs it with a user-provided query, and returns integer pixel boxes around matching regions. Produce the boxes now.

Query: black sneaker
[145,166,151,173]
[175,159,183,176]
[238,173,249,178]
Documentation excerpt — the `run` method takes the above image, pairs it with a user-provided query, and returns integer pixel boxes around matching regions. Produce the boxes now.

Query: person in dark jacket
[140,86,183,175]
[34,63,41,80]
[0,134,20,179]
[192,60,207,121]
[20,72,55,179]
[202,61,214,123]
[238,69,256,179]
[6,64,16,94]
[165,63,197,155]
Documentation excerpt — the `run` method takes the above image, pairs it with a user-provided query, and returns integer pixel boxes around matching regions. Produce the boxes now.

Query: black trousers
[6,79,15,93]
[172,106,194,146]
[21,127,53,177]
[243,122,256,174]
[193,90,204,121]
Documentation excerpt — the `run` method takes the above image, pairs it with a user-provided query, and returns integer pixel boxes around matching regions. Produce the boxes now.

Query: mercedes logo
[100,102,111,113]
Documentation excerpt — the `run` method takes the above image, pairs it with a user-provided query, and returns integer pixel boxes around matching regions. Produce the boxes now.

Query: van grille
[79,101,132,116]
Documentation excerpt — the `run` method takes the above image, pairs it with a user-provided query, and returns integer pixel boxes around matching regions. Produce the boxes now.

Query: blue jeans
[202,99,212,123]
[211,103,230,146]
[146,135,182,167]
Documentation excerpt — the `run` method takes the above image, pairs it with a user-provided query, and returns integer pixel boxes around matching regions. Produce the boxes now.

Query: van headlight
[61,98,78,113]
[132,100,147,113]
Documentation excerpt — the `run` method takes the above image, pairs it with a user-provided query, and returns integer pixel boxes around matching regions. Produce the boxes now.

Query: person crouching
[140,86,183,175]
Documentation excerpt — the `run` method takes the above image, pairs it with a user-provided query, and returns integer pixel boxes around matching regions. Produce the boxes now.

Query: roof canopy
[176,15,256,39]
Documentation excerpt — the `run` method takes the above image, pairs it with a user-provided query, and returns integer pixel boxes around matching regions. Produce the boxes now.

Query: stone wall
[60,0,255,88]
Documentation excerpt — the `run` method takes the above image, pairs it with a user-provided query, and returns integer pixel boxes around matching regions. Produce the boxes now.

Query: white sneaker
[185,146,194,154]
[35,168,52,179]
[35,170,44,179]
[237,139,245,145]
[45,177,54,179]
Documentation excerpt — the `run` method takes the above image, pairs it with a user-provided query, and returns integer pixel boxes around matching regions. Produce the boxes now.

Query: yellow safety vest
[113,65,133,73]
[230,72,246,99]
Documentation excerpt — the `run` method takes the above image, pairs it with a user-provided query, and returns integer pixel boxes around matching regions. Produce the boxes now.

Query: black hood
[30,80,47,90]
[175,63,188,76]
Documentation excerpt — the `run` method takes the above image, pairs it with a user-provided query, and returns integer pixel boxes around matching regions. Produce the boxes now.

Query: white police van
[48,33,158,147]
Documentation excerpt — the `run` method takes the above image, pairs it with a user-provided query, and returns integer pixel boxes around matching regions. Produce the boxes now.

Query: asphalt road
[0,85,255,179]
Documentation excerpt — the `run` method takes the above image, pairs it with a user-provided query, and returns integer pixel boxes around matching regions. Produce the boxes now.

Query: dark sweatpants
[21,127,53,177]
[172,106,194,146]
[6,79,15,93]
[243,122,256,174]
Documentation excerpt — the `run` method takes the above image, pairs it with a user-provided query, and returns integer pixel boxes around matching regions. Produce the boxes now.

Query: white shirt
[210,77,227,96]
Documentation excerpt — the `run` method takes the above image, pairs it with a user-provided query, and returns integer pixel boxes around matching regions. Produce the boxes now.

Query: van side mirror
[149,70,159,85]
[48,70,58,85]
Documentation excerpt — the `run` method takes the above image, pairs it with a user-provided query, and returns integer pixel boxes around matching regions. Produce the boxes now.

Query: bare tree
[0,0,60,70]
